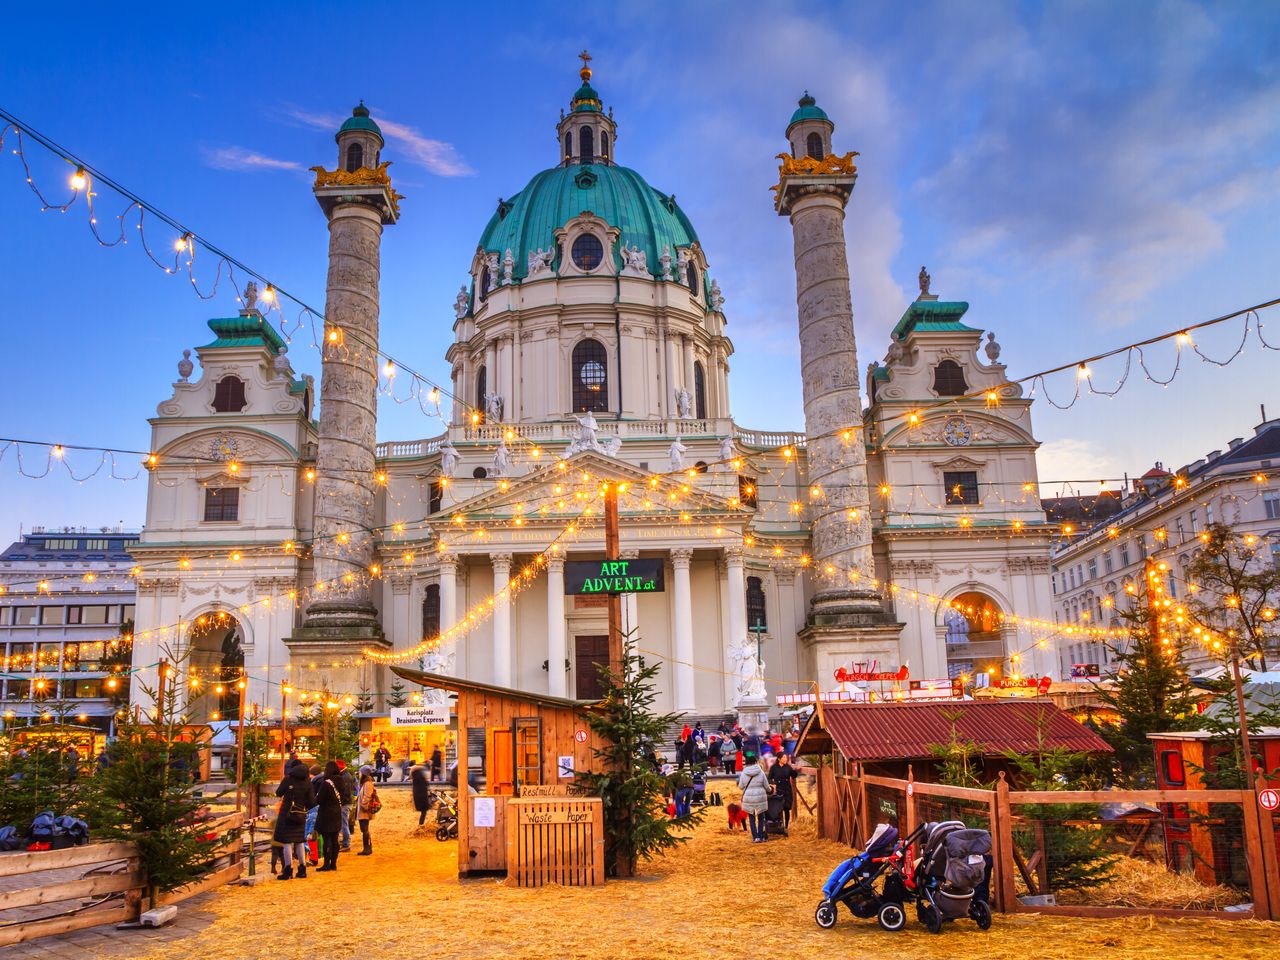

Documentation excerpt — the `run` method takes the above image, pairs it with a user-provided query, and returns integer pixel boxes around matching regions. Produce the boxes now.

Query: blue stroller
[815,823,911,931]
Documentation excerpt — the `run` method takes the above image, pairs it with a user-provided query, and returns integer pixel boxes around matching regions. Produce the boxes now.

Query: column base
[284,621,389,659]
[809,589,891,622]
[735,700,770,732]
[798,603,906,692]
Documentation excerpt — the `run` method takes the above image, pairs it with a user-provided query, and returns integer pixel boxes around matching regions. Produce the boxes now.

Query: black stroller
[910,820,993,933]
[764,792,788,835]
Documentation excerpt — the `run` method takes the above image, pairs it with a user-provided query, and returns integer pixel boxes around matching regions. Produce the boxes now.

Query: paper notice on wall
[558,755,575,778]
[473,796,495,828]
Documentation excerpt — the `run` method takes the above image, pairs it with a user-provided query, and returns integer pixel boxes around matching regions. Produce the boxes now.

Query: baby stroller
[433,791,459,842]
[910,821,993,933]
[764,792,788,836]
[815,823,911,931]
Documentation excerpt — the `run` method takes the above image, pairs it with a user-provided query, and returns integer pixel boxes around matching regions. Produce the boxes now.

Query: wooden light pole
[604,482,622,672]
[234,675,247,811]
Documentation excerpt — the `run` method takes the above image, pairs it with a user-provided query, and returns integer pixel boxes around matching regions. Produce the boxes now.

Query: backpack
[0,826,21,852]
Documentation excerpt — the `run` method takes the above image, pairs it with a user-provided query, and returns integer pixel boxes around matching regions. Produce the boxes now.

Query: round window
[571,234,604,271]
[472,466,488,479]
[578,360,606,391]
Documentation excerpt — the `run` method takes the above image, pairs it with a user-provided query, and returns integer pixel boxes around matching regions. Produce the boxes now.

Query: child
[726,802,749,831]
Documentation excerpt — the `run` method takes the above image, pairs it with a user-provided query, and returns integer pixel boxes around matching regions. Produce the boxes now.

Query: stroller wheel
[877,901,906,932]
[919,903,944,934]
[435,825,451,842]
[970,899,992,930]
[814,900,838,929]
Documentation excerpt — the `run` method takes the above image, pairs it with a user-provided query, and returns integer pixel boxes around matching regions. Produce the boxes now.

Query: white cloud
[203,146,301,172]
[286,108,474,178]
[1035,438,1127,488]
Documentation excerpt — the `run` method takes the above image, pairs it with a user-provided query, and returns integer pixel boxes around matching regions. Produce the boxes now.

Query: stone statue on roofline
[454,286,470,320]
[527,247,554,277]
[729,634,767,705]
[668,437,688,473]
[718,435,735,469]
[918,265,931,298]
[709,278,724,311]
[659,245,673,281]
[491,440,511,476]
[439,440,459,478]
[985,331,1002,362]
[675,387,692,419]
[177,349,194,383]
[241,280,259,315]
[620,242,648,276]
[484,392,504,423]
[501,248,514,285]
[273,345,292,378]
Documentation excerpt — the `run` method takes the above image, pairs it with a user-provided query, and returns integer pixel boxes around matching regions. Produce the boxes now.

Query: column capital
[545,556,565,573]
[723,544,745,566]
[620,549,640,561]
[490,551,513,568]
[438,553,460,573]
[670,547,694,569]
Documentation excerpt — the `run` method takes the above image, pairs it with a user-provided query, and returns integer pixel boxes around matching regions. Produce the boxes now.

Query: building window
[1088,559,1098,580]
[738,474,758,508]
[479,265,490,300]
[579,126,594,163]
[203,487,240,522]
[693,361,707,419]
[1264,490,1280,520]
[943,470,979,505]
[564,132,572,159]
[687,261,699,296]
[40,607,65,626]
[1104,551,1113,574]
[345,142,363,172]
[422,583,441,641]
[43,538,79,550]
[1120,543,1131,566]
[570,234,604,271]
[571,339,609,412]
[746,576,767,632]
[429,479,444,514]
[600,132,609,158]
[212,376,247,413]
[932,360,968,397]
[475,365,487,418]
[806,131,824,160]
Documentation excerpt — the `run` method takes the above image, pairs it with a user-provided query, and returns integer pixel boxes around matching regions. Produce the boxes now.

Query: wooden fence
[816,765,1280,921]
[506,796,605,887]
[0,811,246,948]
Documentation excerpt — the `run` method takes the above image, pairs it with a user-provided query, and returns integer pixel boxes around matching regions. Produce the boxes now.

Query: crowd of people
[670,720,801,774]
[272,756,379,879]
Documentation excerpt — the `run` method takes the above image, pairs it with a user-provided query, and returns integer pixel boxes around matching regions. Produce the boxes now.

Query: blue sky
[1,1,1277,538]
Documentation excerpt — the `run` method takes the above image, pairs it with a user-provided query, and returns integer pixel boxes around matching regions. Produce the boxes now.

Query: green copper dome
[571,81,602,112]
[476,164,699,283]
[337,102,382,140]
[788,92,831,129]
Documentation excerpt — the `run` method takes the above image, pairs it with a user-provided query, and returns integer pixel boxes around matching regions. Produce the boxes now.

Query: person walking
[274,759,315,880]
[411,762,433,826]
[336,759,355,851]
[304,764,323,866]
[767,751,799,831]
[737,752,771,843]
[313,761,346,872]
[429,745,443,782]
[356,771,378,855]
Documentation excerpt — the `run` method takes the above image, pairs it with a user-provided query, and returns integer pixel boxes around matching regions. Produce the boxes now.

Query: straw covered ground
[99,784,1276,960]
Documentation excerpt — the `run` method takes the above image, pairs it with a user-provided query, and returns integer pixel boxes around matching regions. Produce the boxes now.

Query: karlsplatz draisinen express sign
[564,559,666,595]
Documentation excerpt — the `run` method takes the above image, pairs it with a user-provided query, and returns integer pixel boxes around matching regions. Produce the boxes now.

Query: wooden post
[280,685,290,777]
[604,483,622,671]
[155,658,168,722]
[995,771,1017,912]
[234,676,247,812]
[1229,643,1257,793]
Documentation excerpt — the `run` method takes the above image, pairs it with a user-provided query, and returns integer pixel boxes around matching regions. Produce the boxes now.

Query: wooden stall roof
[390,667,603,711]
[797,699,1113,762]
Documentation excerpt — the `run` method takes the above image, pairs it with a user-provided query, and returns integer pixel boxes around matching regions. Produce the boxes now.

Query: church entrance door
[574,635,610,700]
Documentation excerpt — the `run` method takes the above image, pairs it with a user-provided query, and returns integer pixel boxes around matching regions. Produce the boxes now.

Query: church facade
[129,61,1057,723]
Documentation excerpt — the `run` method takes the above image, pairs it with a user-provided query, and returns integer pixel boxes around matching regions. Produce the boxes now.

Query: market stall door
[575,635,609,700]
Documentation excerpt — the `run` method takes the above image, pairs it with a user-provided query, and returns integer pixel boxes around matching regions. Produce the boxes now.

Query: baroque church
[129,59,1056,723]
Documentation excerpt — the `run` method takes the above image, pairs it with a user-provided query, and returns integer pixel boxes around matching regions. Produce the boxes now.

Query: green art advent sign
[564,559,666,595]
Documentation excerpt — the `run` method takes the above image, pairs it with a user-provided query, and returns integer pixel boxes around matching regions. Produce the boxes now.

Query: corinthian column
[545,557,567,697]
[670,548,695,713]
[491,552,513,687]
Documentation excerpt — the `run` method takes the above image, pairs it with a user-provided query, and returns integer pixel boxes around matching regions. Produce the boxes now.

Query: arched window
[687,261,699,296]
[422,583,441,641]
[212,375,247,412]
[806,132,824,160]
[475,364,487,417]
[479,265,491,301]
[746,576,767,632]
[345,142,363,172]
[571,234,604,271]
[600,132,609,159]
[693,361,707,419]
[579,126,594,163]
[565,132,572,159]
[932,360,968,396]
[572,339,609,412]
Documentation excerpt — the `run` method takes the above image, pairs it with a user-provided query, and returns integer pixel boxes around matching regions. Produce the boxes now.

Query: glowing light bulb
[1076,363,1090,380]
[261,285,276,303]
[70,166,86,190]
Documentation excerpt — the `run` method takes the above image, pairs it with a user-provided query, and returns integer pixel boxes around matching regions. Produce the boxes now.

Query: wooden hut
[392,667,609,884]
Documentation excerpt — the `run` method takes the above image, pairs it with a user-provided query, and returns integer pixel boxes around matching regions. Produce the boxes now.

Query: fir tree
[929,709,989,789]
[574,635,702,877]
[1097,575,1197,785]
[1184,522,1279,669]
[95,661,231,907]
[386,679,408,708]
[356,685,374,713]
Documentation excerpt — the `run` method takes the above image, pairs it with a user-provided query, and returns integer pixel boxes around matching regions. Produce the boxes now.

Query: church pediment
[157,426,299,465]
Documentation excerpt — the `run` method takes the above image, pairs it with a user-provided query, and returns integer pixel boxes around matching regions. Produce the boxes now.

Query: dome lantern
[335,101,384,173]
[786,91,834,161]
[558,50,617,167]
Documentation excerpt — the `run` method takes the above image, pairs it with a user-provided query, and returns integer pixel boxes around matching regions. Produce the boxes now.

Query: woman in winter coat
[313,760,347,871]
[356,771,377,855]
[274,759,315,879]
[737,752,771,843]
[411,763,433,825]
[721,736,738,775]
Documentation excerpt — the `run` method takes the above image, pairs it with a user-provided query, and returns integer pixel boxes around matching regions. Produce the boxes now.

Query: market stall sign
[995,676,1053,695]
[389,704,450,727]
[565,559,665,595]
[834,662,909,684]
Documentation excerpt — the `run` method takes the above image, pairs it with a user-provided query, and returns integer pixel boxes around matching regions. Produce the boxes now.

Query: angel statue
[438,440,459,478]
[527,246,554,277]
[675,387,692,419]
[718,435,735,468]
[453,286,470,320]
[729,634,767,705]
[491,440,511,477]
[484,392,503,423]
[668,437,688,474]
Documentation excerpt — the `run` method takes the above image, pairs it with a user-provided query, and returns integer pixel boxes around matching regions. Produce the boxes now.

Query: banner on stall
[389,704,450,727]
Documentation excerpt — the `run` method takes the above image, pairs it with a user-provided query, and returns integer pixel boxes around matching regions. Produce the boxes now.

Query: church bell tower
[286,103,401,665]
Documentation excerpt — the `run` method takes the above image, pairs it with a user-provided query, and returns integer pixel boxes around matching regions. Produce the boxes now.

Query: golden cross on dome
[578,49,592,81]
